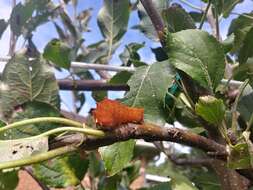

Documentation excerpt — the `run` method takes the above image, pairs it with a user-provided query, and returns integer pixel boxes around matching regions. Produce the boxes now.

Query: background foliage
[0,0,253,189]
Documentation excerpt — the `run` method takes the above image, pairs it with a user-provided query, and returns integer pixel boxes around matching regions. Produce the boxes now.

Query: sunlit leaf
[97,0,129,59]
[166,29,225,92]
[124,61,175,125]
[10,2,33,36]
[43,39,72,69]
[0,54,59,116]
[227,143,252,169]
[195,96,225,125]
[10,0,55,36]
[0,102,60,139]
[60,10,78,39]
[99,140,135,176]
[33,153,88,188]
[109,71,132,85]
[0,136,48,163]
[119,42,145,67]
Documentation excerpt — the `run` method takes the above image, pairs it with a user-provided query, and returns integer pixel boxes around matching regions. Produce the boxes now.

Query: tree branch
[170,157,214,166]
[8,0,16,56]
[57,79,129,91]
[50,123,227,157]
[140,0,166,45]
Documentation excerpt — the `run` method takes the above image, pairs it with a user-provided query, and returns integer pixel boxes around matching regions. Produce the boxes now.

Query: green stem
[0,145,77,170]
[199,0,212,29]
[0,126,105,143]
[0,117,84,133]
[214,3,220,40]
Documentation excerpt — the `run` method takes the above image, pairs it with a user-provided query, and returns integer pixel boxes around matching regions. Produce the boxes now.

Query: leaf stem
[214,3,220,40]
[0,145,77,170]
[199,0,212,29]
[0,117,83,133]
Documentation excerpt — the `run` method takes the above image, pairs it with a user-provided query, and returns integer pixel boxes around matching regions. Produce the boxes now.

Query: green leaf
[238,84,253,122]
[228,13,253,35]
[134,0,169,40]
[88,152,104,177]
[64,152,89,180]
[221,0,244,18]
[92,91,107,102]
[99,140,135,176]
[0,137,48,162]
[195,96,225,125]
[222,34,234,53]
[123,61,175,125]
[75,40,119,66]
[0,54,59,116]
[33,152,88,188]
[43,39,72,69]
[233,58,253,85]
[10,0,54,36]
[151,47,168,62]
[0,120,5,128]
[0,102,60,139]
[147,160,197,190]
[97,0,129,43]
[60,10,78,39]
[141,182,171,190]
[54,22,67,40]
[189,11,203,23]
[227,13,253,53]
[0,171,18,190]
[238,27,253,64]
[0,19,8,39]
[243,131,253,167]
[162,4,196,33]
[166,29,225,92]
[109,71,132,85]
[76,9,92,32]
[119,42,145,67]
[10,2,34,36]
[227,142,252,169]
[73,91,86,113]
[97,175,119,190]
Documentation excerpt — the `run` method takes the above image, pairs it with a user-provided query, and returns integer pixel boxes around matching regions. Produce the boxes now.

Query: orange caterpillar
[92,98,144,129]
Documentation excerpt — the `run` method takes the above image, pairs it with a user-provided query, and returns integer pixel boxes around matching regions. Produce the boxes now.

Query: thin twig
[199,0,212,29]
[58,79,130,91]
[140,0,166,45]
[8,0,17,56]
[214,4,220,40]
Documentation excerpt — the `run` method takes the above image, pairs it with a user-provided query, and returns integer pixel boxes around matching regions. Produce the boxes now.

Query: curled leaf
[92,99,144,129]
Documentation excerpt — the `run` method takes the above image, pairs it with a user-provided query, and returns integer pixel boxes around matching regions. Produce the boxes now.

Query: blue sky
[0,0,252,115]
